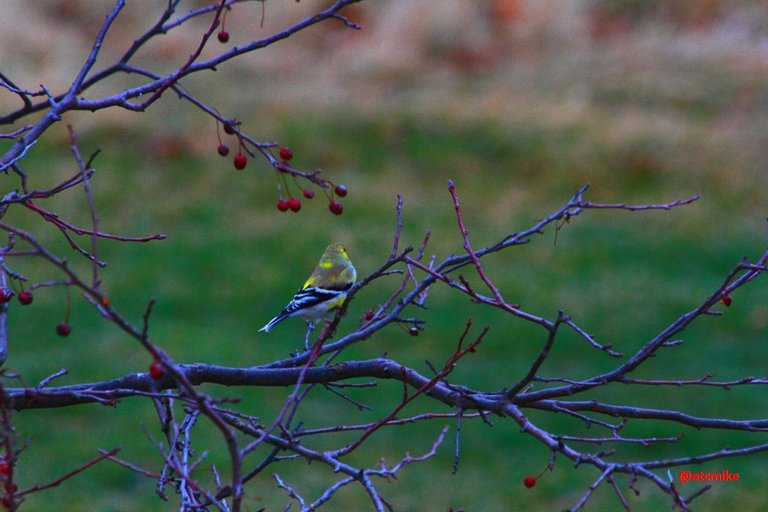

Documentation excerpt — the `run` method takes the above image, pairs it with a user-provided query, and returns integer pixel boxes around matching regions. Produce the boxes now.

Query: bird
[259,243,357,333]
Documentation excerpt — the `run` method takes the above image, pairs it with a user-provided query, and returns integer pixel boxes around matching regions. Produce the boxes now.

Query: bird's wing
[282,286,346,314]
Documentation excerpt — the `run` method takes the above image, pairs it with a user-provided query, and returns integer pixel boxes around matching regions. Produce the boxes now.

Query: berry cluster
[217,119,248,170]
[215,121,349,215]
[270,145,348,215]
[0,287,33,306]
[0,276,34,306]
[1,277,74,337]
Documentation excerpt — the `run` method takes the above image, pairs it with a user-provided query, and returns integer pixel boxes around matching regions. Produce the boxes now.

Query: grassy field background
[1,1,768,510]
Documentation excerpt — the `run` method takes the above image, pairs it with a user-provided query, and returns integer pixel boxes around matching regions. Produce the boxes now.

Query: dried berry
[149,361,165,380]
[56,323,71,337]
[18,291,33,306]
[233,153,247,170]
[329,200,343,215]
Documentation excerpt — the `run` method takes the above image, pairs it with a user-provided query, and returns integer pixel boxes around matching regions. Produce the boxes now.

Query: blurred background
[1,1,767,510]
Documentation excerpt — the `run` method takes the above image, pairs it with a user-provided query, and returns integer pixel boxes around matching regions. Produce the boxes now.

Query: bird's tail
[259,313,288,333]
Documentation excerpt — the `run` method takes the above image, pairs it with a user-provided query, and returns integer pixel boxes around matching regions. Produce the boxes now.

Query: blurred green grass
[3,107,767,511]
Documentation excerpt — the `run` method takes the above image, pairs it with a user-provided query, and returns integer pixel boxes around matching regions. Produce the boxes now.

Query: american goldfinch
[259,243,357,333]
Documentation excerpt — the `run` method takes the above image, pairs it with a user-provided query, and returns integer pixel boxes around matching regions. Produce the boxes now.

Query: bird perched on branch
[259,243,357,333]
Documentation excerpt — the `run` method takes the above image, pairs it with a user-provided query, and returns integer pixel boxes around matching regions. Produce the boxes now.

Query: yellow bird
[259,243,357,332]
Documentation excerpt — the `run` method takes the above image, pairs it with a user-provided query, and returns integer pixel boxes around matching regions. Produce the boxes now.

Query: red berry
[364,309,375,321]
[0,463,9,475]
[334,184,348,197]
[223,121,236,135]
[721,294,732,307]
[524,476,536,488]
[217,30,229,43]
[288,197,301,212]
[217,144,230,156]
[408,327,419,337]
[149,361,165,380]
[279,147,293,160]
[303,189,315,199]
[17,291,32,305]
[0,289,12,303]
[329,200,343,215]
[277,199,290,212]
[233,153,247,170]
[56,323,71,337]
